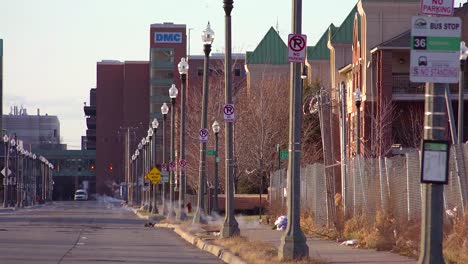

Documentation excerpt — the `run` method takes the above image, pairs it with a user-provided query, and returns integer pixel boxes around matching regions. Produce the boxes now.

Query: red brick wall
[96,63,124,195]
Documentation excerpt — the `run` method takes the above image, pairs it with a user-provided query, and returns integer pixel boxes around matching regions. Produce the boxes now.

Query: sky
[0,0,465,149]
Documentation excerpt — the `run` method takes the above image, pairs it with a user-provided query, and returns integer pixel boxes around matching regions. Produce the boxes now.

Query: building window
[197,67,203,76]
[151,48,174,63]
[234,68,241,76]
[151,69,174,80]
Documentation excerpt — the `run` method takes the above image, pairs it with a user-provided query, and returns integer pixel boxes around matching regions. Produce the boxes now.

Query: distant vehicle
[74,189,88,201]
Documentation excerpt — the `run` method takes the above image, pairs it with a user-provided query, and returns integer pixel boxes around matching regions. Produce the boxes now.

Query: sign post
[412,3,459,262]
[198,128,209,143]
[410,16,461,84]
[288,34,307,63]
[420,0,454,17]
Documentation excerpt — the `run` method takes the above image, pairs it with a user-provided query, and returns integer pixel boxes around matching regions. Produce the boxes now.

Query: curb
[161,225,247,264]
[131,209,247,264]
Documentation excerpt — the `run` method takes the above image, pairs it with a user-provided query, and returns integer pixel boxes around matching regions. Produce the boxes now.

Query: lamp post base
[221,218,240,238]
[176,208,187,221]
[192,208,207,224]
[278,232,309,261]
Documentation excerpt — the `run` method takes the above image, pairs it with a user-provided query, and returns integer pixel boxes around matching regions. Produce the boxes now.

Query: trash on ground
[341,239,358,246]
[274,215,287,230]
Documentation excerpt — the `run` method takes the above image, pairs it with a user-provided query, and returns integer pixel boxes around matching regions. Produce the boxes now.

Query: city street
[0,200,222,264]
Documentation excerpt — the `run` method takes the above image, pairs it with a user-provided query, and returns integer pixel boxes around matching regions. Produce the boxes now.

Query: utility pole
[418,83,446,264]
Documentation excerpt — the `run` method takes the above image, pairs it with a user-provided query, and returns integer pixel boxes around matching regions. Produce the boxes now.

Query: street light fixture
[168,84,178,219]
[278,0,309,259]
[177,57,189,221]
[150,118,159,214]
[3,134,10,208]
[353,87,362,156]
[194,22,214,224]
[212,120,220,214]
[221,0,240,238]
[161,103,169,215]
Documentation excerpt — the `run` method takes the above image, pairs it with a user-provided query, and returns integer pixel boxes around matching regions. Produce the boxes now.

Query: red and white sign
[223,104,235,122]
[161,163,168,172]
[420,0,454,16]
[288,34,307,63]
[198,128,209,142]
[169,161,176,171]
[178,159,186,169]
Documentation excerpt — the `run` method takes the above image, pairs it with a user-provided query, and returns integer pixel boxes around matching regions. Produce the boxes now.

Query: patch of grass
[213,236,326,264]
[443,212,468,264]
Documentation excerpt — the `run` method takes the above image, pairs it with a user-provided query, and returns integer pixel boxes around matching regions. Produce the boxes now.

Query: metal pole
[3,140,9,207]
[169,99,176,219]
[279,0,309,260]
[193,42,211,224]
[152,127,159,214]
[221,0,240,237]
[340,82,347,217]
[177,72,187,220]
[444,86,457,143]
[213,132,219,214]
[418,82,446,264]
[356,100,361,156]
[459,58,465,144]
[162,114,167,214]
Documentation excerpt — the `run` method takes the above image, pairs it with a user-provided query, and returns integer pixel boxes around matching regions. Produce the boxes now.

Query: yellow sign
[146,167,161,184]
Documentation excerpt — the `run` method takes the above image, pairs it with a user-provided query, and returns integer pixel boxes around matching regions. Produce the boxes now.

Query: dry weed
[443,212,468,264]
[213,236,326,264]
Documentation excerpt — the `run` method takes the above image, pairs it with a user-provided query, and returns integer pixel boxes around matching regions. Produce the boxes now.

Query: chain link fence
[269,143,468,225]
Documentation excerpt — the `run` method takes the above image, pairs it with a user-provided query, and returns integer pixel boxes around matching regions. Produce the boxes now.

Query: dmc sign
[154,32,182,43]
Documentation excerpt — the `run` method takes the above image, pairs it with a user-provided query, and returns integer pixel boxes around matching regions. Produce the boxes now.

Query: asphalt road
[0,200,222,264]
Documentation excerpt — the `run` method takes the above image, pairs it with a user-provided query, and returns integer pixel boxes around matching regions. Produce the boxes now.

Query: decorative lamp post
[32,154,36,205]
[3,134,9,208]
[353,88,362,156]
[193,22,214,224]
[137,143,142,205]
[147,128,154,213]
[151,118,159,214]
[279,0,309,259]
[221,0,240,237]
[161,103,169,214]
[211,121,220,214]
[177,57,188,221]
[168,84,178,219]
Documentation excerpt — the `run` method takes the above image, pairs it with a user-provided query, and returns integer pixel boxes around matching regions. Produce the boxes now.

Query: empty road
[0,200,222,264]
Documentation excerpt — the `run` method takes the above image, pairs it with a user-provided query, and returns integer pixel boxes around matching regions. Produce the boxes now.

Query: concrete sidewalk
[241,225,417,264]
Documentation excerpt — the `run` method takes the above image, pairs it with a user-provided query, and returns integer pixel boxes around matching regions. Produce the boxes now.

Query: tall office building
[149,23,186,121]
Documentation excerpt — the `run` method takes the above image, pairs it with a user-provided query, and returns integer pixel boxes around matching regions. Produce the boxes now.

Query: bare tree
[234,71,289,192]
[365,99,398,157]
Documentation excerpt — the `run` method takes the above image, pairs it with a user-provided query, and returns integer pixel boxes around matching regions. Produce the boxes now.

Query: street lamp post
[161,102,169,215]
[151,118,159,214]
[221,0,240,237]
[279,0,309,259]
[353,88,362,156]
[177,58,188,221]
[147,128,154,213]
[168,84,178,219]
[137,143,142,205]
[193,22,214,224]
[212,120,220,214]
[3,134,9,208]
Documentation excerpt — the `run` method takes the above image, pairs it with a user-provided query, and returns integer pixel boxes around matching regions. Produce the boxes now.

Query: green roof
[246,27,288,64]
[331,5,357,44]
[307,24,337,61]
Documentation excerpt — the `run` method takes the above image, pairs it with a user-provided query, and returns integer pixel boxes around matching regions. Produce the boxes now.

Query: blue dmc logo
[155,32,182,43]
